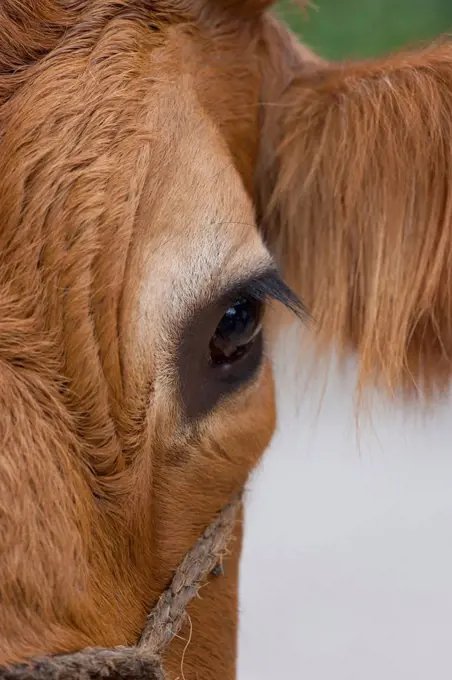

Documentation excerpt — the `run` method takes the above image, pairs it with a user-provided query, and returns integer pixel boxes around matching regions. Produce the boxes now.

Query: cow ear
[258,31,452,399]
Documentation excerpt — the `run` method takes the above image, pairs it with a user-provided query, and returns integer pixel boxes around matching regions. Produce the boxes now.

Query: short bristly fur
[0,1,282,677]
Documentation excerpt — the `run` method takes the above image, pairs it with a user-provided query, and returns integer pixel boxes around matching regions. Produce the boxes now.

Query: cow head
[0,1,312,678]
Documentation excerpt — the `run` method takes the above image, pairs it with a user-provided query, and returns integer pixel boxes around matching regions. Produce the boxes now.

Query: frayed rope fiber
[0,494,243,680]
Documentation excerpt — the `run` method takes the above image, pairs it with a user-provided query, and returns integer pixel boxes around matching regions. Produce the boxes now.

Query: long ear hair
[258,23,452,399]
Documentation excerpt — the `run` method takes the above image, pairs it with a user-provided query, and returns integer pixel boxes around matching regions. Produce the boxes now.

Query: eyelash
[224,274,309,325]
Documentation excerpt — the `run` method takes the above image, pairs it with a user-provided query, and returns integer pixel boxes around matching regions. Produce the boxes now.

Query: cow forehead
[0,16,265,392]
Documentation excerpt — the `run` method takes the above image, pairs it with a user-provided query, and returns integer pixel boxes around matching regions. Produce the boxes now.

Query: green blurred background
[278,0,452,60]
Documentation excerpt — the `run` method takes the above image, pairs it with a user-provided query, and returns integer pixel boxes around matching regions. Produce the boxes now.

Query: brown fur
[259,37,452,398]
[0,1,451,679]
[0,0,270,674]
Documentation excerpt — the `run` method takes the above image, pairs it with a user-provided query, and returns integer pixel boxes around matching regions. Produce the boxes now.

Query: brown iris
[209,297,263,366]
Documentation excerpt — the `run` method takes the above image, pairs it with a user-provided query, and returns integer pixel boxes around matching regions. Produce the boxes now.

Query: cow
[0,1,450,677]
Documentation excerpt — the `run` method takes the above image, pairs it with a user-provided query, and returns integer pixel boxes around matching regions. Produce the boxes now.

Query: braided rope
[138,493,242,655]
[0,494,243,679]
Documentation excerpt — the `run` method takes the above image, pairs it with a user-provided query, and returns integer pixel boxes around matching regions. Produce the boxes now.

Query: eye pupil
[218,299,251,342]
[210,297,262,365]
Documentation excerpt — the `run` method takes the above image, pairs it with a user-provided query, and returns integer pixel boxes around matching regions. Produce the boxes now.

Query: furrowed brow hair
[226,267,310,323]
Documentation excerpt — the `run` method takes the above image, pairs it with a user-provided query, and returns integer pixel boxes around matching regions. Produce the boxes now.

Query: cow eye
[177,291,266,420]
[210,297,263,366]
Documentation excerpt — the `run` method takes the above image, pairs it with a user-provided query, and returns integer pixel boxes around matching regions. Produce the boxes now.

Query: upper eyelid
[221,271,310,324]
